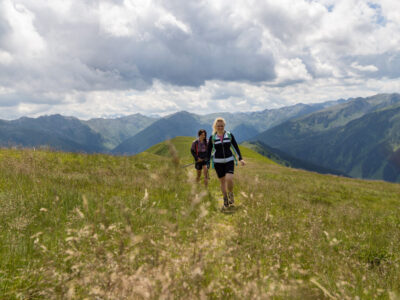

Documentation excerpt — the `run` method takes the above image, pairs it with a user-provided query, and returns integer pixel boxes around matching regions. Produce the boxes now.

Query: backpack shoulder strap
[226,131,232,141]
[226,131,238,165]
[211,133,218,169]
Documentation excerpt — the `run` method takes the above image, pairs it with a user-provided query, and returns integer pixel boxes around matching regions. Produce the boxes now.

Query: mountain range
[84,114,158,150]
[0,114,106,152]
[1,93,399,182]
[254,93,400,182]
[242,141,348,177]
[112,111,211,155]
[0,98,344,154]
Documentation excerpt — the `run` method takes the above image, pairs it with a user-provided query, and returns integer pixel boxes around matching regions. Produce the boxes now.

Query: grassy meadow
[0,137,400,299]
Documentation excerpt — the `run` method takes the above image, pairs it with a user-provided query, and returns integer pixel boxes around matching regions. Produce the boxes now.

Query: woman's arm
[230,133,242,161]
[206,136,213,162]
[190,141,198,161]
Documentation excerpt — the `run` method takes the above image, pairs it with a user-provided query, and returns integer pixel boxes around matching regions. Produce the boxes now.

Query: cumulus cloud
[351,62,378,72]
[0,0,399,119]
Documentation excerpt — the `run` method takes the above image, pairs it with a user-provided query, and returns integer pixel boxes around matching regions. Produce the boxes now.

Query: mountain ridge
[1,93,399,182]
[112,111,211,155]
[255,94,400,182]
[0,114,107,153]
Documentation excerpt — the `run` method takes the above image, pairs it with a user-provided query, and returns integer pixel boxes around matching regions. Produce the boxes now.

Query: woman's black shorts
[214,161,234,178]
[195,160,207,170]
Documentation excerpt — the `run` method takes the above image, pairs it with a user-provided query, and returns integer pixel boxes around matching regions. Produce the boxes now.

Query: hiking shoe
[223,196,230,208]
[228,192,234,205]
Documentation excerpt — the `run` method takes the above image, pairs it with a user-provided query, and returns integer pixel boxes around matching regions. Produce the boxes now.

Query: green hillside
[145,136,197,163]
[0,140,399,299]
[145,136,277,165]
[242,141,347,176]
[256,94,400,182]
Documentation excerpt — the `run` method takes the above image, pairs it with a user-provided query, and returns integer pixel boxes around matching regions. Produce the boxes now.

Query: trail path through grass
[184,166,237,259]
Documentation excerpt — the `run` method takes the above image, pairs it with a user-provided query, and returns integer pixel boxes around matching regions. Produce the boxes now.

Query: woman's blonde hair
[212,117,226,134]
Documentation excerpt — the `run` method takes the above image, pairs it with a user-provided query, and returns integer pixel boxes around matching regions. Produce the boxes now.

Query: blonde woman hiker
[207,117,245,209]
[191,129,209,187]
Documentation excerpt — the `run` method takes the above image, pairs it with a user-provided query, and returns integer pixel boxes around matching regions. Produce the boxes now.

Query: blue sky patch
[368,2,387,26]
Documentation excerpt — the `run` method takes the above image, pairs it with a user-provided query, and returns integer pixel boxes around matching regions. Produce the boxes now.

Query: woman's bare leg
[219,176,227,198]
[202,165,208,187]
[226,173,234,193]
[196,169,202,183]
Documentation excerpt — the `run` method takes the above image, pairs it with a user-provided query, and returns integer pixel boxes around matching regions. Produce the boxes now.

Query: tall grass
[0,139,399,299]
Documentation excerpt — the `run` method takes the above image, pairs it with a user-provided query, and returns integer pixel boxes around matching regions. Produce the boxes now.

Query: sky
[0,0,399,120]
